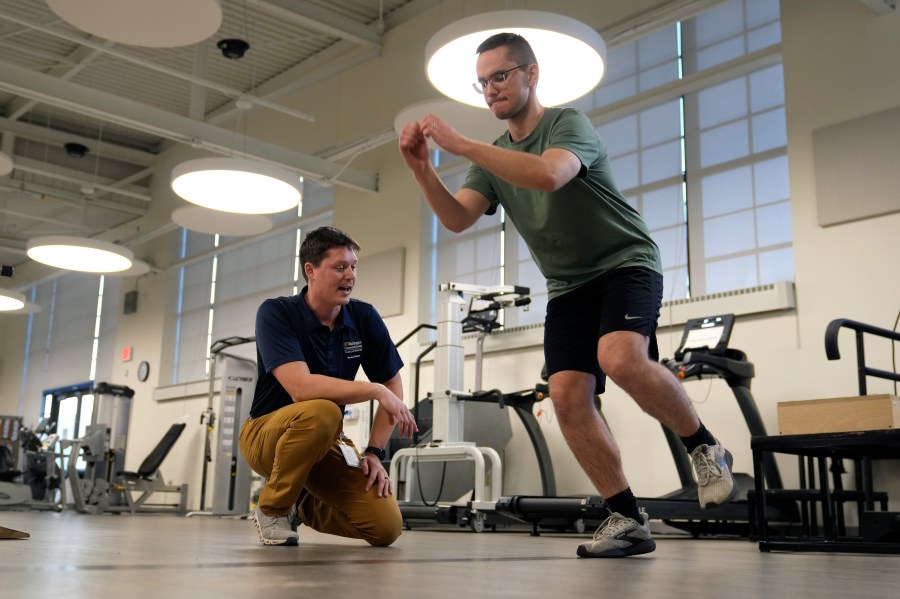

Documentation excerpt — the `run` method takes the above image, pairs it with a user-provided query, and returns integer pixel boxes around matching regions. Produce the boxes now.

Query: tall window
[421,166,548,330]
[597,98,689,301]
[19,273,120,411]
[165,182,333,384]
[423,0,792,325]
[684,62,792,294]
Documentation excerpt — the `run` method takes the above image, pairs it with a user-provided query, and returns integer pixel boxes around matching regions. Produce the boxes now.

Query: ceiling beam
[251,0,382,47]
[0,115,158,167]
[208,0,441,125]
[0,60,378,192]
[0,181,147,216]
[7,37,114,121]
[206,40,380,124]
[0,205,92,231]
[12,157,151,202]
[0,9,316,124]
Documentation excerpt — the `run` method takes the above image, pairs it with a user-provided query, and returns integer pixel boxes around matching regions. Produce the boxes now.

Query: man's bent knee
[359,501,402,547]
[298,399,344,424]
[548,373,597,423]
[290,400,343,440]
[365,517,402,547]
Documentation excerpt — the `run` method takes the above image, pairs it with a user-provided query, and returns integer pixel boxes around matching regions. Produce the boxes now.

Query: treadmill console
[665,314,753,385]
[674,314,734,361]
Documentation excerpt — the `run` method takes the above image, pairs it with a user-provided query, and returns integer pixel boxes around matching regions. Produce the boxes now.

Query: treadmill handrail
[683,350,756,384]
[824,318,900,395]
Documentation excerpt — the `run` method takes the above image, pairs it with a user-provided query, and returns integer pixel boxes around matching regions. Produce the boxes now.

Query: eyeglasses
[472,64,531,94]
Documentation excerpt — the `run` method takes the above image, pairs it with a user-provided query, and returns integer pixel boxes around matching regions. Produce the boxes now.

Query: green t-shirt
[462,107,662,299]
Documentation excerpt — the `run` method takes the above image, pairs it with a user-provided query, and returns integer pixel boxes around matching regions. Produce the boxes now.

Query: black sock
[680,421,717,453]
[605,488,642,523]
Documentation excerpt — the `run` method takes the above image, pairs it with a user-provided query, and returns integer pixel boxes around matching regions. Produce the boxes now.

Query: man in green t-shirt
[399,32,737,558]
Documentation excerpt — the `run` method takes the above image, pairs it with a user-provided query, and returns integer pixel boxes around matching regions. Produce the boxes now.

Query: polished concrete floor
[2,510,900,598]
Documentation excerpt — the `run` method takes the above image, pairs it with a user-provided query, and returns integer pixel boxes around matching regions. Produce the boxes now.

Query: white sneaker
[576,511,656,558]
[690,440,738,509]
[252,506,299,546]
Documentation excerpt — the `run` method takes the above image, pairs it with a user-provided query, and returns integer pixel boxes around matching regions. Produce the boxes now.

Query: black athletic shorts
[543,266,664,394]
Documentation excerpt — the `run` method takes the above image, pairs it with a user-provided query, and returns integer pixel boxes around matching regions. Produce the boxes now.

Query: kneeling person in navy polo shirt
[240,226,417,546]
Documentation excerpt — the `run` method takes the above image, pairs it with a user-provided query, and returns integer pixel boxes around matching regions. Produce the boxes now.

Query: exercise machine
[109,423,189,514]
[42,381,134,513]
[389,282,551,531]
[41,381,189,515]
[0,416,64,511]
[66,421,189,515]
[188,336,257,517]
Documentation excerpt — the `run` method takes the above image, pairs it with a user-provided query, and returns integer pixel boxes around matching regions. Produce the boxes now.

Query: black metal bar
[824,318,900,360]
[824,318,900,395]
[818,456,835,542]
[807,456,818,537]
[413,342,437,444]
[394,324,437,349]
[864,367,900,382]
[856,330,867,395]
[754,444,769,550]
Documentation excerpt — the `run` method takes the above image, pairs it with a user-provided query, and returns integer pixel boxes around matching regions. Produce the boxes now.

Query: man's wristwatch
[364,446,386,460]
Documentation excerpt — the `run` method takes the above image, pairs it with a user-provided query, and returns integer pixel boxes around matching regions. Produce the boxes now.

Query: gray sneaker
[576,511,656,558]
[252,506,299,546]
[691,440,738,509]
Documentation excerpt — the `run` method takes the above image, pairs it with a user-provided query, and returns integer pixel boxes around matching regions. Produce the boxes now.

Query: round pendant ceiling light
[0,151,12,176]
[0,288,25,312]
[172,205,273,236]
[45,0,223,48]
[171,158,302,215]
[426,11,607,108]
[394,99,508,147]
[26,236,134,273]
[106,258,152,278]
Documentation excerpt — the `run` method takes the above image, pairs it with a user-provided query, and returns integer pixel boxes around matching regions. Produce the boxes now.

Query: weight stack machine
[191,337,257,517]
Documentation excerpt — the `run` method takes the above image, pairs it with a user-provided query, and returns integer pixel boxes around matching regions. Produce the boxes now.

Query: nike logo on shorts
[624,314,642,320]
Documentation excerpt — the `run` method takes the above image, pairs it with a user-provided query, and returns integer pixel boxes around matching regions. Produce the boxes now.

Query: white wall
[0,0,898,511]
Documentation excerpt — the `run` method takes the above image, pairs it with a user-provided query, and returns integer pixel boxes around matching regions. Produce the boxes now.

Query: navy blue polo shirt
[250,287,403,418]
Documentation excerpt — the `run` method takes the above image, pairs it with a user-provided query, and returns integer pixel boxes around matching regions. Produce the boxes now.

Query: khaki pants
[239,399,401,546]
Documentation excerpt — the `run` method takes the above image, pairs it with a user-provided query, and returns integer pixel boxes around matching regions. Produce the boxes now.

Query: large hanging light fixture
[394,99,507,146]
[171,206,273,236]
[26,236,134,273]
[171,158,302,215]
[426,11,607,108]
[0,288,25,312]
[0,150,12,176]
[45,0,222,48]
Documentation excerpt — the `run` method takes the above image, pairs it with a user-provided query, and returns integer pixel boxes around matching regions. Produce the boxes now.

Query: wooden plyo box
[778,394,900,435]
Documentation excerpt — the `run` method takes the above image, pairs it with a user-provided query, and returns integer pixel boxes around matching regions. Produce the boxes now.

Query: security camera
[64,142,89,159]
[1,264,12,278]
[217,38,250,59]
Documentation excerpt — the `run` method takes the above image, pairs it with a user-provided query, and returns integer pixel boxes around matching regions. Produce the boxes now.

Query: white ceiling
[0,0,439,281]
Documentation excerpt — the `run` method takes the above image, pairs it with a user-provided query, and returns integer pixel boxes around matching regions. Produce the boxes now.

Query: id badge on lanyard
[338,432,360,468]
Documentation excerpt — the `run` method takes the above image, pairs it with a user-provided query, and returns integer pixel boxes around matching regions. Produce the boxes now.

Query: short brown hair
[299,226,360,281]
[476,32,537,65]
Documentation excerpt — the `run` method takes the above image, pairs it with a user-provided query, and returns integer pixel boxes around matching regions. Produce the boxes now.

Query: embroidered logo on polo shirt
[343,340,363,358]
